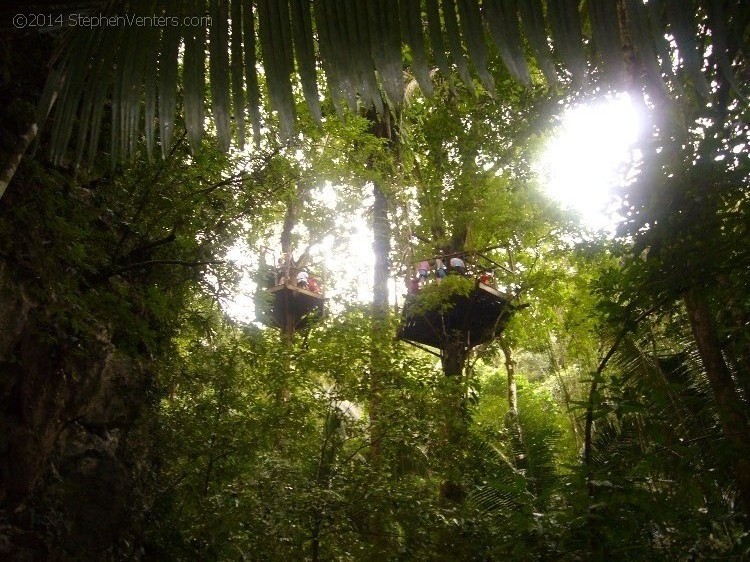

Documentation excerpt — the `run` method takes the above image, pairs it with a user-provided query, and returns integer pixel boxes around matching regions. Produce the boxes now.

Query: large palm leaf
[7,0,750,165]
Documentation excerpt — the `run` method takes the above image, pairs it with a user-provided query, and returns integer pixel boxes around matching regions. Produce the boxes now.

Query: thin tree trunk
[370,179,390,463]
[684,287,750,518]
[548,341,582,447]
[368,110,392,461]
[501,337,519,417]
[499,336,526,468]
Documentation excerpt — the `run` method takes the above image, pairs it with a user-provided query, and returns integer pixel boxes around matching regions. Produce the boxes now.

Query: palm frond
[242,0,262,145]
[290,0,322,122]
[368,0,402,108]
[158,17,180,158]
[546,0,586,84]
[457,0,495,93]
[664,0,710,99]
[644,0,680,94]
[258,0,295,141]
[340,0,380,113]
[73,30,113,163]
[314,0,350,114]
[623,0,669,98]
[27,0,748,166]
[483,0,532,85]
[425,0,453,80]
[442,0,475,94]
[209,0,232,151]
[143,29,158,160]
[465,439,533,513]
[518,0,558,83]
[230,0,246,149]
[587,0,626,85]
[401,0,434,96]
[48,30,100,164]
[383,0,406,108]
[184,0,206,149]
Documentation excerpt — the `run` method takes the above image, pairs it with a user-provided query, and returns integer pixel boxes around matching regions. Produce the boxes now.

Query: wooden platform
[397,282,515,350]
[256,284,325,331]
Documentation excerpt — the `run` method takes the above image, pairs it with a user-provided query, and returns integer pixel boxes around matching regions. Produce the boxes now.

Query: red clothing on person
[308,278,319,293]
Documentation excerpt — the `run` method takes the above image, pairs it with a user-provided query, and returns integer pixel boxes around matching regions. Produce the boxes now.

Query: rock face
[0,263,152,560]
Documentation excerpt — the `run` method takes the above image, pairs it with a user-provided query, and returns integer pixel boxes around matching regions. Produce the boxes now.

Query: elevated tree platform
[256,284,325,333]
[397,281,515,350]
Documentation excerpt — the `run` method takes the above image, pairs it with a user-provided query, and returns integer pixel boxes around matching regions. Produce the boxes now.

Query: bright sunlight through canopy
[538,94,642,231]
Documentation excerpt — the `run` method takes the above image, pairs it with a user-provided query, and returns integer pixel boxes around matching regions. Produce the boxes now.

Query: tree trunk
[501,338,519,416]
[366,110,392,557]
[684,287,750,518]
[499,336,526,468]
[370,179,390,461]
[368,109,392,461]
[548,341,582,447]
[438,336,468,504]
[441,336,466,377]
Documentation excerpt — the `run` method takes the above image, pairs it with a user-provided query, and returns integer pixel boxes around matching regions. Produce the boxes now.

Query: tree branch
[107,259,223,277]
[0,123,38,201]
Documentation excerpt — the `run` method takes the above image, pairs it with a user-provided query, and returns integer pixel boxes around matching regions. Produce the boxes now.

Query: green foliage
[408,275,475,315]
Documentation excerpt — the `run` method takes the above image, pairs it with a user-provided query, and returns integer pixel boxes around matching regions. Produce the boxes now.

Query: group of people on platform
[276,255,322,293]
[292,267,320,293]
[258,249,322,294]
[406,255,494,295]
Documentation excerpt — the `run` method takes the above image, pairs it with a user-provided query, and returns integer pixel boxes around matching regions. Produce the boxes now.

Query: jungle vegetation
[0,1,748,560]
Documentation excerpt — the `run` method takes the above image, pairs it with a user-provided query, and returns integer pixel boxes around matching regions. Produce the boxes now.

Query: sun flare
[539,94,642,231]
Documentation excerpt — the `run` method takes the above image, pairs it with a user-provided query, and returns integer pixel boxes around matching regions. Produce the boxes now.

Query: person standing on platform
[435,257,447,283]
[296,268,309,289]
[308,276,319,293]
[406,276,420,295]
[449,256,466,275]
[417,259,430,285]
